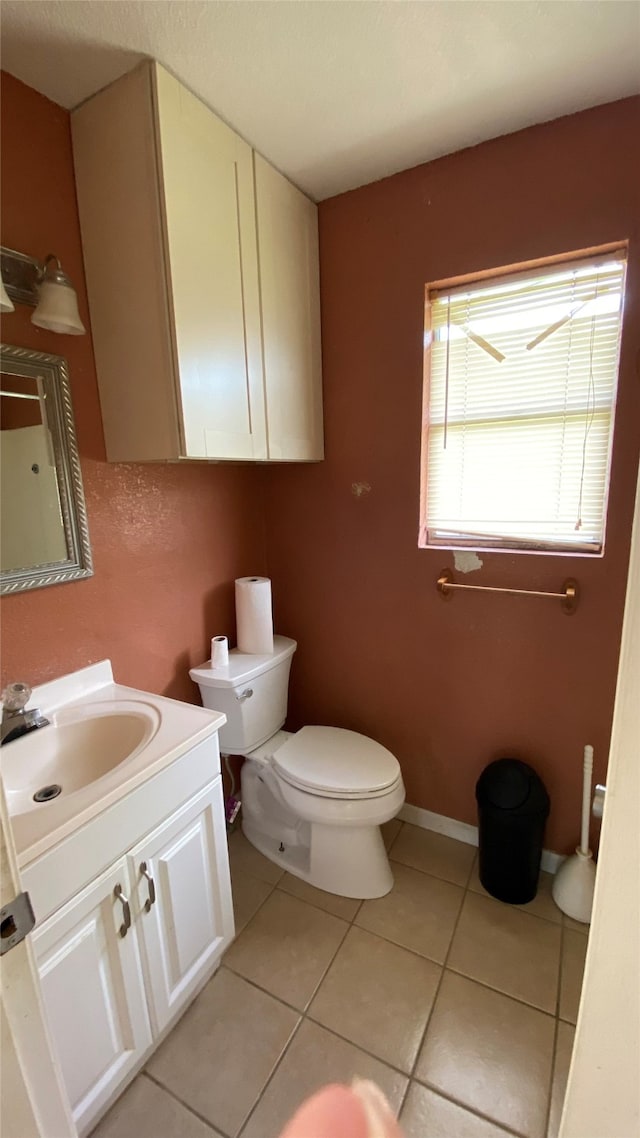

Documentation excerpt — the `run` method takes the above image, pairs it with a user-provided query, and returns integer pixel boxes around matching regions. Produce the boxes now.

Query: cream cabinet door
[128,779,234,1037]
[155,65,266,460]
[33,859,151,1136]
[254,153,324,461]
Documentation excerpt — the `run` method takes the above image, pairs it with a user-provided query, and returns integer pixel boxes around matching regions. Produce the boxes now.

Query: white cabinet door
[129,779,234,1036]
[73,62,324,466]
[254,153,324,461]
[33,859,151,1136]
[155,65,267,461]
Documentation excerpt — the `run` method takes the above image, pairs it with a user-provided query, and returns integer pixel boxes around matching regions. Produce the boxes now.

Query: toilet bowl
[190,636,405,898]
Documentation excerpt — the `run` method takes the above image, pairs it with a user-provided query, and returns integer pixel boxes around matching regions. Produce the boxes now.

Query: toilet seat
[273,725,401,800]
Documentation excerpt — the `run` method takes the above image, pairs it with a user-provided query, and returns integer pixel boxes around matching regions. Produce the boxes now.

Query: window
[420,248,627,554]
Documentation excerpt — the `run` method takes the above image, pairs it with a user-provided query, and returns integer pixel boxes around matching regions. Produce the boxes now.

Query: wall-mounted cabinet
[72,62,323,463]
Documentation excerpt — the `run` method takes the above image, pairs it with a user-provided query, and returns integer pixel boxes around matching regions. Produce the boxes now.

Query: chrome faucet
[1,682,50,746]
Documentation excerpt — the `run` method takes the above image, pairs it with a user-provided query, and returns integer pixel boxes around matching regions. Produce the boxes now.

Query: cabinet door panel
[34,859,151,1135]
[155,65,266,460]
[71,64,181,462]
[254,153,324,461]
[130,779,234,1035]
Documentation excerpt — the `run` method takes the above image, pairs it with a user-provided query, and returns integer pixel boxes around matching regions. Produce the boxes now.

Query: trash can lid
[476,758,543,811]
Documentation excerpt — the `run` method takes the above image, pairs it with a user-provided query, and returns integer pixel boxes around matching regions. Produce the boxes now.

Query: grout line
[224,896,563,1125]
[442,964,559,1019]
[439,869,564,930]
[223,864,356,1020]
[275,878,365,924]
[221,962,305,1017]
[236,1016,307,1137]
[399,839,558,1131]
[465,886,565,930]
[555,919,565,1019]
[231,873,278,933]
[385,819,404,857]
[234,890,430,1138]
[394,824,567,930]
[401,854,470,1103]
[352,902,462,969]
[389,854,472,892]
[143,1071,234,1138]
[224,854,424,1129]
[544,1016,560,1138]
[234,878,354,940]
[143,955,539,1138]
[463,847,478,890]
[302,1015,412,1081]
[219,959,419,1084]
[235,885,459,980]
[409,1077,529,1138]
[236,822,571,939]
[403,855,560,1135]
[293,904,352,1010]
[228,828,564,1134]
[231,833,561,1080]
[543,917,565,1138]
[561,914,589,938]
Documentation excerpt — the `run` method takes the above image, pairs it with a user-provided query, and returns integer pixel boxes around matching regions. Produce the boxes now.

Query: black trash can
[475,759,550,904]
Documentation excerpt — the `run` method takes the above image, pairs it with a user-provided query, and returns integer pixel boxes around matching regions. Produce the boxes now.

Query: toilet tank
[189,635,297,754]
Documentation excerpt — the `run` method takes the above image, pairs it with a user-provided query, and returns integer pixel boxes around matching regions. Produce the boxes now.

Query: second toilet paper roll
[235,576,274,654]
[210,635,229,669]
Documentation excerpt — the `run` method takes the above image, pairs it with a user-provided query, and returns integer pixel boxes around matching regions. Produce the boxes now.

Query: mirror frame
[1,343,93,594]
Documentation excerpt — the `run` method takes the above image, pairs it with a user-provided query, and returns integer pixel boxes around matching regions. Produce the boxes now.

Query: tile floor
[93,821,588,1138]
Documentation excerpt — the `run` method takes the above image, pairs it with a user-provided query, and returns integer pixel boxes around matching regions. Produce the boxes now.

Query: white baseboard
[541,850,562,874]
[398,802,563,875]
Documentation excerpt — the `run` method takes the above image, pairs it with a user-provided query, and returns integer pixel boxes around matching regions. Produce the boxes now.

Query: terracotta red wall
[2,72,638,853]
[264,97,640,852]
[0,72,267,701]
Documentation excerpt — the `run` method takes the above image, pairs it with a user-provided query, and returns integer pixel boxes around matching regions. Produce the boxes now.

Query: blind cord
[575,275,601,532]
[443,295,451,449]
[557,272,577,531]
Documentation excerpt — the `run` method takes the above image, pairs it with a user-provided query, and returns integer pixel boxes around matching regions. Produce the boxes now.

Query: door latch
[0,891,36,955]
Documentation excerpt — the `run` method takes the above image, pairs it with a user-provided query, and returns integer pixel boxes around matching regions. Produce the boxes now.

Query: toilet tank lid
[190,635,297,689]
[274,725,400,795]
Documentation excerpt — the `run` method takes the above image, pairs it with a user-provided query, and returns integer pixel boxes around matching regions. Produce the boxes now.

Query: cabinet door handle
[139,861,156,912]
[114,884,131,938]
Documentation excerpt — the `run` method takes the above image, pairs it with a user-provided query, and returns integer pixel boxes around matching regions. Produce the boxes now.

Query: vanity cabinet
[27,755,234,1135]
[71,61,323,464]
[34,857,152,1135]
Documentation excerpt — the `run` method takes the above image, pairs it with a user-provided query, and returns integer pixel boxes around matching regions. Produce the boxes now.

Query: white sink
[2,701,160,817]
[1,660,227,866]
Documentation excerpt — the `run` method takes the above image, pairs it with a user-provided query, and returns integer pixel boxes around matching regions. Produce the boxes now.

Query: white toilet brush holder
[552,744,597,924]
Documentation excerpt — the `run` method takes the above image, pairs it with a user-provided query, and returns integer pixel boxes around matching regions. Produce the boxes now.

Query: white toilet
[190,636,405,898]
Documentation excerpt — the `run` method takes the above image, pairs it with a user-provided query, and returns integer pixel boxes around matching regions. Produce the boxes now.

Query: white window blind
[421,250,627,553]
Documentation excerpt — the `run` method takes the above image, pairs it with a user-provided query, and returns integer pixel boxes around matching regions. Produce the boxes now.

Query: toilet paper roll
[210,635,229,669]
[235,576,274,655]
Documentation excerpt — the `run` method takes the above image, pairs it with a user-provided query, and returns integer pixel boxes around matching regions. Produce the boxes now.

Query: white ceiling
[1,0,639,200]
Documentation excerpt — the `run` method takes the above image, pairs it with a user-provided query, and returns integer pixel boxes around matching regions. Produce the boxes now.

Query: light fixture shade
[0,277,15,313]
[31,256,85,335]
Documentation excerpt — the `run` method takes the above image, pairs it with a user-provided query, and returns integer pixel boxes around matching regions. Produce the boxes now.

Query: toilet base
[242,814,395,899]
[240,761,401,899]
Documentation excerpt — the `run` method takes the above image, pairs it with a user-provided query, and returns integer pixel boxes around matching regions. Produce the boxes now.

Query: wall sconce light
[1,277,15,313]
[0,246,85,335]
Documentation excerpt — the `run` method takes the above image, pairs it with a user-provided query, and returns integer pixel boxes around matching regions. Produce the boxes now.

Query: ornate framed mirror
[1,343,93,594]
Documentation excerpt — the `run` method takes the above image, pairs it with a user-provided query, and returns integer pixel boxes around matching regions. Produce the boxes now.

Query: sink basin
[1,660,227,867]
[2,700,160,818]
